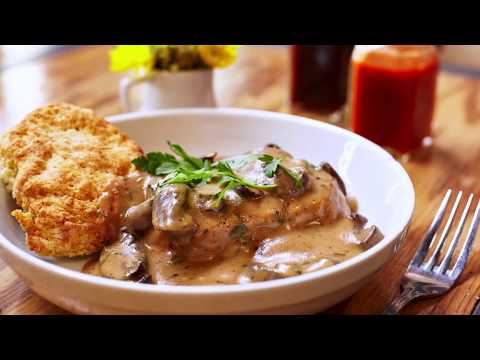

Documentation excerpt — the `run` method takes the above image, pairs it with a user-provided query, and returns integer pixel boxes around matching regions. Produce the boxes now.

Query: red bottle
[350,45,439,154]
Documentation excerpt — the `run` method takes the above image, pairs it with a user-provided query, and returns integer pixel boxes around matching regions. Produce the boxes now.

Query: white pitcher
[120,70,216,112]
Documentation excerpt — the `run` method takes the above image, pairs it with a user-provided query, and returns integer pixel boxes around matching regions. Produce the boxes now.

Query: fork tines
[410,189,480,279]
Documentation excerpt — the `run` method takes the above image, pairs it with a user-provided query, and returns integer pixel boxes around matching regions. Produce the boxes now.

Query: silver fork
[384,189,480,315]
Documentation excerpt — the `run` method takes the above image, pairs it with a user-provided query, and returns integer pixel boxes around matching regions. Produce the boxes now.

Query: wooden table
[1,45,480,315]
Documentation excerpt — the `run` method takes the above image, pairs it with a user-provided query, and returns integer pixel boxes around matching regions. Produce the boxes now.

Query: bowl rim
[0,107,415,296]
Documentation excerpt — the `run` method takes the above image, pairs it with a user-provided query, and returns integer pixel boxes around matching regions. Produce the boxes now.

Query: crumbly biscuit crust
[0,104,143,257]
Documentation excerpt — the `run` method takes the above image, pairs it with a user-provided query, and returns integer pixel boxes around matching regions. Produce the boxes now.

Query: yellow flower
[198,45,240,68]
[109,45,155,75]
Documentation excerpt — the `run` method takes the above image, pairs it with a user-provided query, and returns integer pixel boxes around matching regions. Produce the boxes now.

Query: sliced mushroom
[143,175,164,198]
[274,166,310,198]
[245,263,285,282]
[345,212,384,249]
[223,189,243,207]
[201,152,218,162]
[266,143,281,150]
[350,213,368,227]
[153,184,197,233]
[99,232,146,281]
[133,273,152,284]
[356,225,384,250]
[237,156,275,185]
[259,144,293,159]
[195,183,223,196]
[189,183,224,212]
[237,186,265,199]
[124,197,154,232]
[319,162,346,195]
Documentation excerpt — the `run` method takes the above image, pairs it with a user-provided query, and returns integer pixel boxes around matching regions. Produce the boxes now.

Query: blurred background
[2,45,480,72]
[1,45,479,132]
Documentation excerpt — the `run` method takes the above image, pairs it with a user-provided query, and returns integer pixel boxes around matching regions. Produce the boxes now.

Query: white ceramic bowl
[0,108,415,314]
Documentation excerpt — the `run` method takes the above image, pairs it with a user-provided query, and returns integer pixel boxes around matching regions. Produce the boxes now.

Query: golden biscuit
[0,104,143,257]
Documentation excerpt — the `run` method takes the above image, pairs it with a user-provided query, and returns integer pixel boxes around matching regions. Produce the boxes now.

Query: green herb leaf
[178,160,197,172]
[163,168,216,187]
[214,180,240,206]
[132,143,278,197]
[219,175,235,185]
[258,154,274,163]
[217,160,275,190]
[146,152,165,163]
[216,160,234,175]
[154,162,178,175]
[203,159,212,170]
[261,153,304,189]
[168,142,204,169]
[279,164,303,189]
[238,178,276,190]
[131,157,149,172]
[265,159,280,178]
[220,154,261,171]
[140,152,180,174]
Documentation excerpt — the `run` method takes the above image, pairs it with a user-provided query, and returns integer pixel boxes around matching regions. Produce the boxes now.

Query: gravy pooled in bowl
[83,143,383,285]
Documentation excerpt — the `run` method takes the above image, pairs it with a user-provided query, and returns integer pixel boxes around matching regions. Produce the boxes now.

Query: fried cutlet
[0,104,143,257]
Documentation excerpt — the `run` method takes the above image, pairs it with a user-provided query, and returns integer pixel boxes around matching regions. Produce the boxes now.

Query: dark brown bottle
[290,45,354,113]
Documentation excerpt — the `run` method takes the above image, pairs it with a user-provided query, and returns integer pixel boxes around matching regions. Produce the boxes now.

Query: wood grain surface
[0,45,479,315]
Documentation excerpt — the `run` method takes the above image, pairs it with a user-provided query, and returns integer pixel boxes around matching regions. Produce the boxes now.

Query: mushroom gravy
[83,145,383,285]
[143,218,368,285]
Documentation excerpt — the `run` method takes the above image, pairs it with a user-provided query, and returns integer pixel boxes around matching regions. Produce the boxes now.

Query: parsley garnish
[279,164,303,189]
[132,143,304,200]
[167,141,204,170]
[213,180,241,207]
[259,154,303,189]
[264,158,280,178]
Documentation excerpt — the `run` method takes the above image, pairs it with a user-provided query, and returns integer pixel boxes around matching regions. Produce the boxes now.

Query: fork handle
[384,283,424,315]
